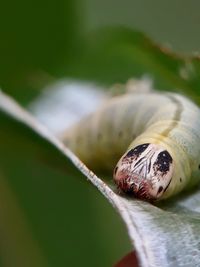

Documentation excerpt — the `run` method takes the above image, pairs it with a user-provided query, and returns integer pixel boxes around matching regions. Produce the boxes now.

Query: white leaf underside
[1,84,200,267]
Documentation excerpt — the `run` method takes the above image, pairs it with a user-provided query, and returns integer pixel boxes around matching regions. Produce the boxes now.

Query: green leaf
[2,25,200,267]
[0,0,81,104]
[3,25,200,106]
[1,83,200,267]
[0,91,130,267]
[69,27,200,103]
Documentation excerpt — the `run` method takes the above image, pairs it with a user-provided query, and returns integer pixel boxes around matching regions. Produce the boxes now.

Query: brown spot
[180,177,182,182]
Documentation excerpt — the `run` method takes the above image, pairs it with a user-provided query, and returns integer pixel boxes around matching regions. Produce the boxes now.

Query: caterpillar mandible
[61,79,200,201]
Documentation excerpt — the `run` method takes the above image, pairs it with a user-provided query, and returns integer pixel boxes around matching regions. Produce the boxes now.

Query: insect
[61,79,200,201]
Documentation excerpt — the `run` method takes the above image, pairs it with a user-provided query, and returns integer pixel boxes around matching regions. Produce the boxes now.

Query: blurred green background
[85,0,200,53]
[1,0,200,102]
[1,1,200,267]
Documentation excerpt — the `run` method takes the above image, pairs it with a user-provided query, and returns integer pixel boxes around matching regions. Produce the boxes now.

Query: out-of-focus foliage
[69,28,200,99]
[86,0,200,54]
[0,109,130,267]
[2,83,200,267]
[1,0,200,266]
[0,0,81,103]
[1,1,200,105]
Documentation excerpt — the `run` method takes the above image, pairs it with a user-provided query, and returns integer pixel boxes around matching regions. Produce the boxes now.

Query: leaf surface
[1,84,200,267]
[2,26,200,267]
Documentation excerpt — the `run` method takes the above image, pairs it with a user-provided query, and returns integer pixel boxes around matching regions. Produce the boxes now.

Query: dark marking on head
[180,177,182,182]
[126,143,150,158]
[134,157,145,167]
[125,149,135,157]
[199,164,200,170]
[114,166,118,175]
[148,161,151,173]
[123,185,134,195]
[153,150,173,174]
[157,186,163,194]
[164,178,172,192]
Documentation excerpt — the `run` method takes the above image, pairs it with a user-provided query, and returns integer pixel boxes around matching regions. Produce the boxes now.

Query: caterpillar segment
[61,87,200,201]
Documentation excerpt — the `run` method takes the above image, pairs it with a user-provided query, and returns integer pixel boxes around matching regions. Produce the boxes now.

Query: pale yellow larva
[61,81,200,201]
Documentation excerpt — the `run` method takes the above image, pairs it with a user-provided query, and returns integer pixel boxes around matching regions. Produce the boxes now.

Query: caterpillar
[61,79,200,201]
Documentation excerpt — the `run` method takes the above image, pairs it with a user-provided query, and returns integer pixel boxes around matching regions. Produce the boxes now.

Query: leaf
[3,26,200,107]
[0,90,130,267]
[0,0,81,104]
[68,27,200,103]
[2,25,200,267]
[2,85,200,267]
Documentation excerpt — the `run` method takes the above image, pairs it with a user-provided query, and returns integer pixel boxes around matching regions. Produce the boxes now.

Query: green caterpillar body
[61,84,200,201]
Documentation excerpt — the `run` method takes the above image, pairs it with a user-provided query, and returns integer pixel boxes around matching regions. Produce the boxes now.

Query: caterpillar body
[61,80,200,201]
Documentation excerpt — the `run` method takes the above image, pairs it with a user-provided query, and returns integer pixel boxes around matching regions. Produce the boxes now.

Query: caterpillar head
[113,143,174,201]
